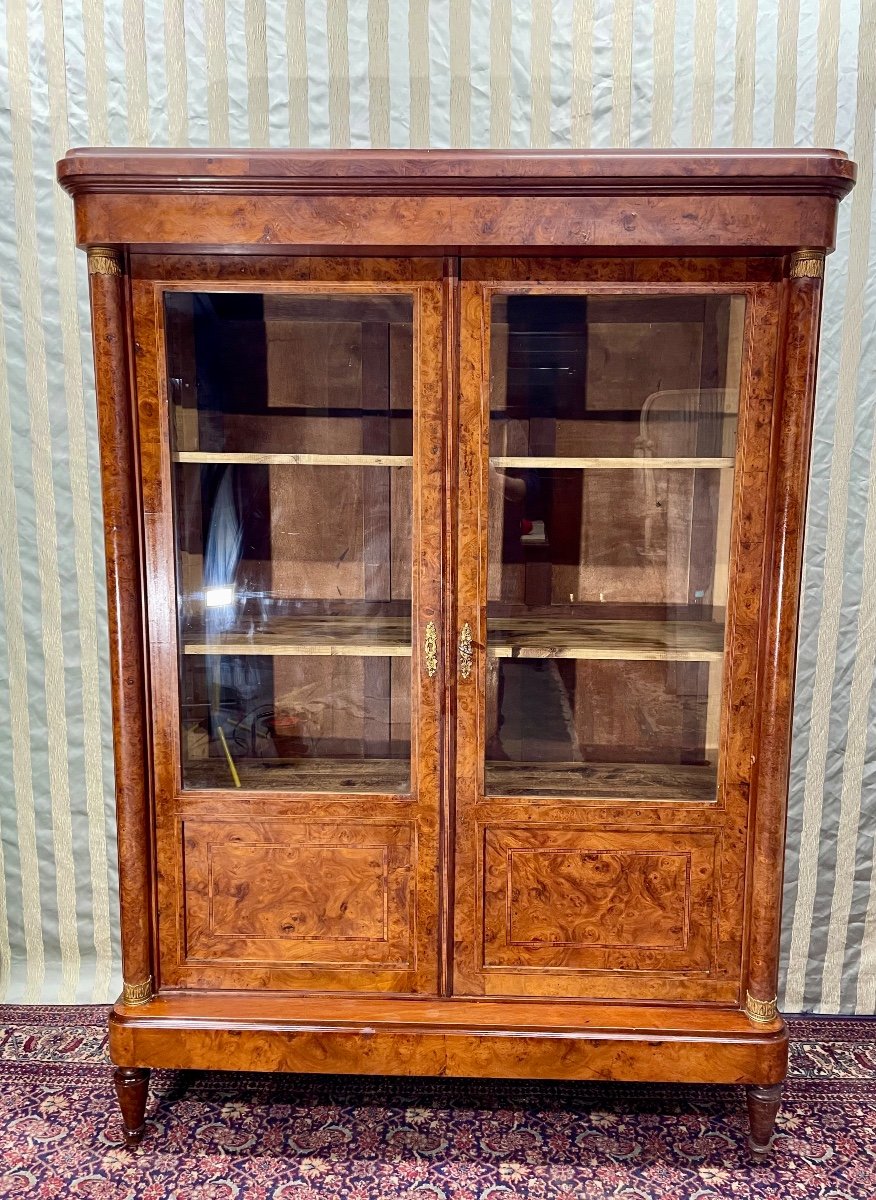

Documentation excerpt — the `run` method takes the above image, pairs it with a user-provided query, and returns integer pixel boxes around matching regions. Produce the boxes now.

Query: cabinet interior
[165,282,745,805]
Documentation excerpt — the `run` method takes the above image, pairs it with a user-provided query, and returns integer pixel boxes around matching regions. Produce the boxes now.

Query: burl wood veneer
[58,148,855,1162]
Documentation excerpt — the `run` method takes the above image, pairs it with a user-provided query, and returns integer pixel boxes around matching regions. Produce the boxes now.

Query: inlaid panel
[182,818,413,969]
[506,849,689,950]
[208,844,389,942]
[483,826,717,975]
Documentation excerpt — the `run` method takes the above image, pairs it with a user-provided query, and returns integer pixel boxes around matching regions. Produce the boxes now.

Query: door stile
[453,279,492,995]
[438,256,461,996]
[410,273,447,991]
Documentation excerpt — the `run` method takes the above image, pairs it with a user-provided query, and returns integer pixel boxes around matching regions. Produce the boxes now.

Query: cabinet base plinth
[109,995,787,1087]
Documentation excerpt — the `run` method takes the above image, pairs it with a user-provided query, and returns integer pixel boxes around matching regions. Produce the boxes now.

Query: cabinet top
[58,146,855,198]
[57,147,855,253]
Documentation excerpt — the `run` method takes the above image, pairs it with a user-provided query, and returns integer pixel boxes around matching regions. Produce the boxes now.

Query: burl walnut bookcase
[58,147,855,1157]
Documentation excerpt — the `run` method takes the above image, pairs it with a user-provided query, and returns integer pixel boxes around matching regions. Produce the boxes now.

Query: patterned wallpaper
[0,0,873,1011]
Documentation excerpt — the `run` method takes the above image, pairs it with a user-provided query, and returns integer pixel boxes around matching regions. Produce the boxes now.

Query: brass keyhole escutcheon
[424,621,438,678]
[458,622,473,679]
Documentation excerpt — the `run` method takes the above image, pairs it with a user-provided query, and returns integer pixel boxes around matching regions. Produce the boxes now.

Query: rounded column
[87,245,154,1007]
[745,248,826,1025]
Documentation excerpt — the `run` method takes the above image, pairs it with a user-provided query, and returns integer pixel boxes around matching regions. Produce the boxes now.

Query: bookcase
[58,147,855,1157]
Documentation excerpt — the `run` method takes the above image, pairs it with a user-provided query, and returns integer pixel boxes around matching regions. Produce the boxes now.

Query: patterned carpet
[0,1007,874,1199]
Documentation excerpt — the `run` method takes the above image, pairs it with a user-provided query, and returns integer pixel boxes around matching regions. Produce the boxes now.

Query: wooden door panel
[453,260,782,1004]
[483,825,716,973]
[181,818,414,969]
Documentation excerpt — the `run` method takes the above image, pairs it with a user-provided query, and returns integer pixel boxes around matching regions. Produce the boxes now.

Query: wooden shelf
[184,756,409,794]
[181,614,724,662]
[183,754,714,802]
[487,617,724,661]
[182,615,412,657]
[490,408,738,422]
[174,451,413,467]
[490,455,735,469]
[486,760,717,803]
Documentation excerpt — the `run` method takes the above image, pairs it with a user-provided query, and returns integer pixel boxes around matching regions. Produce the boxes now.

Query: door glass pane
[165,291,414,793]
[485,293,745,802]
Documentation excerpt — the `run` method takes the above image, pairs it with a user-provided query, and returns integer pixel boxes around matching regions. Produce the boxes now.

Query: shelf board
[183,754,714,802]
[490,408,738,422]
[183,756,410,794]
[487,617,724,661]
[486,760,717,803]
[174,451,413,467]
[182,615,412,657]
[490,456,735,469]
[178,454,731,470]
[181,615,724,662]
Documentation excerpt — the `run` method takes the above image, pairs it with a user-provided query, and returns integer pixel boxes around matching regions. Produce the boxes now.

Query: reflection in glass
[485,293,745,802]
[165,291,414,792]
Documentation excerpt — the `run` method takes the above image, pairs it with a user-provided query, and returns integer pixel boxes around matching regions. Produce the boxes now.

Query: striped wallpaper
[0,0,873,1012]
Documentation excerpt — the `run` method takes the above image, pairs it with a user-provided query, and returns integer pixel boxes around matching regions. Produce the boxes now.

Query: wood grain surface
[482,826,716,973]
[58,147,856,192]
[181,757,410,794]
[490,456,735,469]
[485,760,717,803]
[179,613,725,662]
[58,150,853,253]
[108,992,788,1086]
[87,255,155,1001]
[174,451,413,466]
[487,617,725,661]
[745,263,825,1013]
[181,615,413,657]
[181,817,415,969]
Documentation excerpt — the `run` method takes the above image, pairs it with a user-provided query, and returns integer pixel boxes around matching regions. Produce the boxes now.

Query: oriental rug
[0,1007,874,1199]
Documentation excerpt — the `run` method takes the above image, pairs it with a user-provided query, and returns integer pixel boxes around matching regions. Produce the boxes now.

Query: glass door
[484,291,742,800]
[137,261,445,995]
[167,289,418,794]
[453,265,778,1002]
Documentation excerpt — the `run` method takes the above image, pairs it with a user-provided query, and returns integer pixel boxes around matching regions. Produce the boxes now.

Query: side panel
[746,254,826,1017]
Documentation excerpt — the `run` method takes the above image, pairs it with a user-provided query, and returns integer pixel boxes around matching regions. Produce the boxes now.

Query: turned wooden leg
[746,1082,783,1161]
[113,1066,151,1148]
